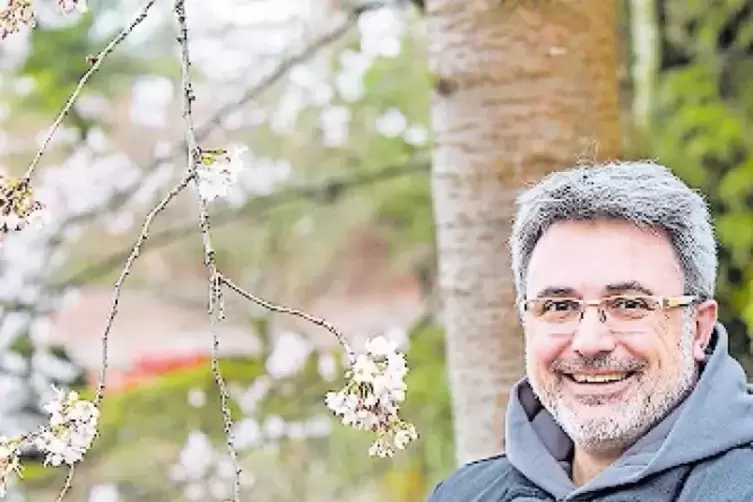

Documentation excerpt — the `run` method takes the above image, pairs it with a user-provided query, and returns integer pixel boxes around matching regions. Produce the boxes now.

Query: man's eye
[543,300,578,312]
[611,297,649,310]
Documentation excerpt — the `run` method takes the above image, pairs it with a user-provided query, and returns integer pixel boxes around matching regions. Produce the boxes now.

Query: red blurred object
[89,352,209,393]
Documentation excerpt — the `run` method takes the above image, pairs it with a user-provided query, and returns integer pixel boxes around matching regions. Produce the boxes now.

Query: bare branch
[22,0,159,181]
[219,273,355,362]
[54,465,75,502]
[93,172,194,408]
[174,1,241,500]
[62,158,430,287]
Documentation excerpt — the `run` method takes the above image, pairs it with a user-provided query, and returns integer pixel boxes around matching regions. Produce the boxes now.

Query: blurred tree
[648,0,753,373]
[426,0,621,465]
[629,0,660,131]
[6,1,175,140]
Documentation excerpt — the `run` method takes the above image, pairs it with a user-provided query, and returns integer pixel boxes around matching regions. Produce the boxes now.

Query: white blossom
[262,415,286,440]
[319,106,351,148]
[324,335,417,457]
[87,483,120,502]
[232,418,262,451]
[196,145,248,201]
[375,108,407,138]
[317,352,338,382]
[357,8,404,58]
[264,331,311,379]
[404,125,428,146]
[35,387,99,467]
[334,49,373,103]
[187,388,206,408]
[170,429,251,501]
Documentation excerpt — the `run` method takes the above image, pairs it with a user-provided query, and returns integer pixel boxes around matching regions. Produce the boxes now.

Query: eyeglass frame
[519,294,701,330]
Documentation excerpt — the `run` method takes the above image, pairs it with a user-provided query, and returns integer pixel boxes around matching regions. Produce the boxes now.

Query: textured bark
[426,0,621,465]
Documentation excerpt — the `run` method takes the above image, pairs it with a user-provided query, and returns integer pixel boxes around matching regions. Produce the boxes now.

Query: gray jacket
[427,323,753,501]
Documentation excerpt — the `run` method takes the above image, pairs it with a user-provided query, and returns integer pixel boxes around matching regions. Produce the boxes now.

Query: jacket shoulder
[427,452,539,501]
[678,443,753,500]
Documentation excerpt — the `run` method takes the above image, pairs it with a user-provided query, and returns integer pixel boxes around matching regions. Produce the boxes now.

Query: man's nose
[570,307,615,357]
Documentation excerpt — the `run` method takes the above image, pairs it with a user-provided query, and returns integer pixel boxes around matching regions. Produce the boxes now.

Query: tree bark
[426,0,621,465]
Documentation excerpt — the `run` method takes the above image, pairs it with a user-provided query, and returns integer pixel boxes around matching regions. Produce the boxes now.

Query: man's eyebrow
[603,281,655,296]
[531,281,656,299]
[534,286,577,298]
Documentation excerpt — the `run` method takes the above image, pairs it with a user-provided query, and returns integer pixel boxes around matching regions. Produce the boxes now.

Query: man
[428,161,753,501]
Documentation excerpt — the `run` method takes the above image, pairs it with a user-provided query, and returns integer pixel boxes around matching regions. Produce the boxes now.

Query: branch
[16,0,380,268]
[54,465,75,502]
[174,2,241,500]
[0,0,389,320]
[219,273,355,361]
[93,173,194,408]
[46,173,193,501]
[152,0,387,176]
[62,158,430,287]
[0,1,407,499]
[22,0,159,181]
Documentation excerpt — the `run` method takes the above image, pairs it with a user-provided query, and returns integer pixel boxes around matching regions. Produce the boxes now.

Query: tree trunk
[426,0,621,466]
[629,0,660,131]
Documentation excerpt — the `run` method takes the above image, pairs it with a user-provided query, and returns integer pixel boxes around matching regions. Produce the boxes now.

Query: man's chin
[555,410,639,450]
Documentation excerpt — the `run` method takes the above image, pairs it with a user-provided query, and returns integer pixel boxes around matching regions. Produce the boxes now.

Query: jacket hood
[505,322,753,500]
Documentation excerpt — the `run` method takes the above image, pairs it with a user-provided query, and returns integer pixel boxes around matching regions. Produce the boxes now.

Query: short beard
[526,313,697,453]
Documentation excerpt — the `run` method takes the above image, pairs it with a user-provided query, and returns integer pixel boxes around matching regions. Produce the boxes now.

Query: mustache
[551,355,646,374]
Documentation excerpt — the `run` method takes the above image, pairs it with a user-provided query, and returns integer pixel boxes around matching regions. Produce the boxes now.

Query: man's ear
[693,299,718,362]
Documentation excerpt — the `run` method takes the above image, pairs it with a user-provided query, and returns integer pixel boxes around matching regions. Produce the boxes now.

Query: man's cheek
[527,336,567,368]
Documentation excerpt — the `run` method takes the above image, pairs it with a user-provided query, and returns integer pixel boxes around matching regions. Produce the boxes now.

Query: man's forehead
[525,220,684,295]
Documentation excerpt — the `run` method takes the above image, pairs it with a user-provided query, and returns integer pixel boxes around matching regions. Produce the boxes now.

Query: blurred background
[0,0,752,500]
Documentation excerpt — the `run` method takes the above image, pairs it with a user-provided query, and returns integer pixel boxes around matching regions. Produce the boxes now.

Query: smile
[565,372,636,384]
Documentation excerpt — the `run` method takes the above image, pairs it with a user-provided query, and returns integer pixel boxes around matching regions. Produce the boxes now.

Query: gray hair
[509,160,717,303]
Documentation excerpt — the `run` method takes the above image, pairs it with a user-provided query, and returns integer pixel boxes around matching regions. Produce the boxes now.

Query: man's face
[523,220,716,452]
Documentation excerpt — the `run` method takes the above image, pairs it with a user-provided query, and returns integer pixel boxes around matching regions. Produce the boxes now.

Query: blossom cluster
[1,0,86,39]
[0,175,46,240]
[196,146,248,201]
[35,387,100,467]
[0,388,99,497]
[324,335,417,457]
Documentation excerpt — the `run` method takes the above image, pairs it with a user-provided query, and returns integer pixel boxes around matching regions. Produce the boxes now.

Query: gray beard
[526,314,697,453]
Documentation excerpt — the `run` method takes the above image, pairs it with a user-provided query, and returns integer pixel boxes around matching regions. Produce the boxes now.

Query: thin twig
[22,0,159,181]
[174,1,241,500]
[54,465,75,502]
[93,172,194,407]
[218,273,355,363]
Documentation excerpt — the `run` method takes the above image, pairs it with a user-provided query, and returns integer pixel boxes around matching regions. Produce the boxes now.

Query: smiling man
[427,161,753,501]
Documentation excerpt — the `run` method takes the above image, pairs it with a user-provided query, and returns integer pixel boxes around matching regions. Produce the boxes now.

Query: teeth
[571,373,628,383]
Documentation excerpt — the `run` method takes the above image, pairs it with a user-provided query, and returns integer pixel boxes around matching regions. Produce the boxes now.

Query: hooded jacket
[427,323,753,501]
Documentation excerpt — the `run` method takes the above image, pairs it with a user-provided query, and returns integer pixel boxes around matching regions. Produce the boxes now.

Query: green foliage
[20,319,454,501]
[651,0,753,368]
[8,6,174,140]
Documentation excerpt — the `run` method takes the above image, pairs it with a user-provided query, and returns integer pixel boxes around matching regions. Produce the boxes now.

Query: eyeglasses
[520,294,698,332]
